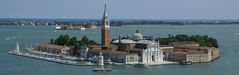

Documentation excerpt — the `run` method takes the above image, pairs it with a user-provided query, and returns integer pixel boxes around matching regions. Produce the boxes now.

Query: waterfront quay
[8,44,98,66]
[8,42,176,66]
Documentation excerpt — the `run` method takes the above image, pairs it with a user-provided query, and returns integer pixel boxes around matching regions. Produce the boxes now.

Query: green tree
[50,39,54,44]
[69,37,78,46]
[156,34,218,48]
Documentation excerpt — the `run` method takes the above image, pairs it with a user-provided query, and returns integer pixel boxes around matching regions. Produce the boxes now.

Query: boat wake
[233,33,239,35]
[0,29,8,31]
[5,36,16,40]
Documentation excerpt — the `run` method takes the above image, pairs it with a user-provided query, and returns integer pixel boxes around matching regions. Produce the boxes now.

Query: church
[80,4,164,64]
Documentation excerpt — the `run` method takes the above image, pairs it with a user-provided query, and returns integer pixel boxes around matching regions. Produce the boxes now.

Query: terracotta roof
[89,49,137,56]
[36,43,71,50]
[174,46,211,51]
[160,45,174,47]
[172,48,208,54]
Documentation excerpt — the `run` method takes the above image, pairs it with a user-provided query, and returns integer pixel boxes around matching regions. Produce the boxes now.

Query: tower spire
[103,4,108,17]
[101,4,110,48]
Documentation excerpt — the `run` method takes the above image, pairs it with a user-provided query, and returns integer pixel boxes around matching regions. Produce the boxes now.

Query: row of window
[187,55,208,58]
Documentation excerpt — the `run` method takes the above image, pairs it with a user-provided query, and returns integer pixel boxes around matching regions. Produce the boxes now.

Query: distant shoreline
[0,18,239,26]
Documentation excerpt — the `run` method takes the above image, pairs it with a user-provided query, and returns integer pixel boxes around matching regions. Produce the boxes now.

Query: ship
[55,24,97,30]
[55,25,85,30]
[179,61,192,65]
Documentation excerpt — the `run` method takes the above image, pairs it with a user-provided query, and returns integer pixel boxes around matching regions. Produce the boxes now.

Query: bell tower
[101,4,110,48]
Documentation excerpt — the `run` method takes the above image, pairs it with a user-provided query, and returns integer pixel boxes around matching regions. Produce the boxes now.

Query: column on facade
[149,45,153,62]
[142,49,145,63]
[155,45,158,62]
[157,45,160,61]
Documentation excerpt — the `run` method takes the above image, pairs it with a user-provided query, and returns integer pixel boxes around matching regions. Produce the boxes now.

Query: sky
[0,0,239,19]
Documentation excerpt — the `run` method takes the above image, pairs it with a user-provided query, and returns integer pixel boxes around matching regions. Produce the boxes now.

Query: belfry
[101,4,110,48]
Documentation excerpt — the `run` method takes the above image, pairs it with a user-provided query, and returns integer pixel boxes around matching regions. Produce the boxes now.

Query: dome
[133,29,143,41]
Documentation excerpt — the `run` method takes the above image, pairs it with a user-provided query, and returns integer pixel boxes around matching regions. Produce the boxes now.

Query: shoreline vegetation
[1,18,239,26]
[50,34,218,56]
[156,34,218,48]
[50,34,98,56]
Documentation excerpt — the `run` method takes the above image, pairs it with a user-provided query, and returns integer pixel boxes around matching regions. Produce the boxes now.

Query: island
[8,4,220,67]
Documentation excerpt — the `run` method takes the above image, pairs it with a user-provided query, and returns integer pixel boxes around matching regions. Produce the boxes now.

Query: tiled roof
[36,43,70,50]
[89,49,137,56]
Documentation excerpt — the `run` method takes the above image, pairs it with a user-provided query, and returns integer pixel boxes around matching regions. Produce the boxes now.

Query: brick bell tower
[101,4,110,48]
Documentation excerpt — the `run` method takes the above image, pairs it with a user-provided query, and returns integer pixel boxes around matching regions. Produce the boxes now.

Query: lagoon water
[0,25,239,75]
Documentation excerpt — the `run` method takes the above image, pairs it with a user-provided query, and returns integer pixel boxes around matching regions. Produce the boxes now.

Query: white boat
[55,25,86,30]
[55,25,61,30]
[80,27,85,30]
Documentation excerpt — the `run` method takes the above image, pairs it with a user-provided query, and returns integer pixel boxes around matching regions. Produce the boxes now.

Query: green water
[0,25,239,75]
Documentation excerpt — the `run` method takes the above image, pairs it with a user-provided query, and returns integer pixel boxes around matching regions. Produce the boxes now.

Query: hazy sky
[0,0,238,19]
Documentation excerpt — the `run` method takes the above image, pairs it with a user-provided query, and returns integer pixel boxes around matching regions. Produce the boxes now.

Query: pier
[8,50,98,66]
[8,43,98,66]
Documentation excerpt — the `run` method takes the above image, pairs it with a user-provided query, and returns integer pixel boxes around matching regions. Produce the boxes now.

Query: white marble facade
[141,43,164,63]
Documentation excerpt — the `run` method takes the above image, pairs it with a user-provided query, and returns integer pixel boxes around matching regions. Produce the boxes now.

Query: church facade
[141,42,164,63]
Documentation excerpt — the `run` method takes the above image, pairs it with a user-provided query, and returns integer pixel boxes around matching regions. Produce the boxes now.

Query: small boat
[93,67,113,72]
[55,25,86,30]
[134,63,149,68]
[179,61,192,65]
[55,25,61,30]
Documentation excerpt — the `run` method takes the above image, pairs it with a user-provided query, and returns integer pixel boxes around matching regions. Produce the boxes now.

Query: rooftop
[36,43,71,50]
[89,49,137,56]
[113,39,159,45]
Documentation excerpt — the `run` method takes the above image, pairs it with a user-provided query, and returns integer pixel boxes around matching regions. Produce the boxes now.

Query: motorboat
[93,66,113,72]
[134,63,149,68]
[179,61,192,65]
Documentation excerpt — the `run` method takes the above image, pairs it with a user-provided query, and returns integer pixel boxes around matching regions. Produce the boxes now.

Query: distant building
[88,48,139,64]
[35,43,72,55]
[160,45,174,50]
[164,45,220,63]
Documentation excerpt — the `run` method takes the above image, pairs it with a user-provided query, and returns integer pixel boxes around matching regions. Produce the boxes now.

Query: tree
[50,34,100,56]
[175,34,190,41]
[156,34,218,48]
[50,39,54,44]
[81,35,89,44]
[69,37,78,46]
